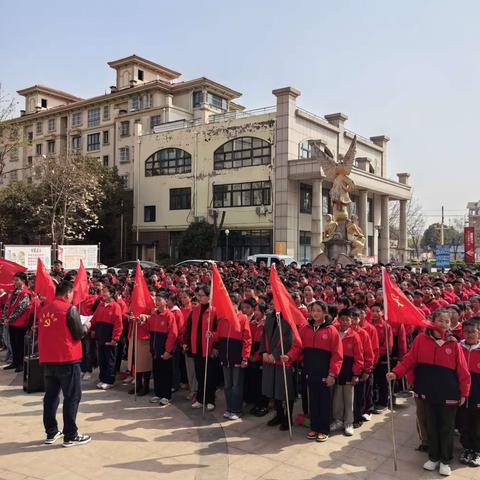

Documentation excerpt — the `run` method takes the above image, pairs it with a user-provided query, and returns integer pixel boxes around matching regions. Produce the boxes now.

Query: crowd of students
[1,259,479,475]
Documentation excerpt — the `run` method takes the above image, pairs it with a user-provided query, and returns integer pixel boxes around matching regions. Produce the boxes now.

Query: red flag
[34,257,55,300]
[0,258,27,291]
[211,263,240,331]
[73,259,89,306]
[130,261,154,317]
[269,265,303,343]
[382,267,434,329]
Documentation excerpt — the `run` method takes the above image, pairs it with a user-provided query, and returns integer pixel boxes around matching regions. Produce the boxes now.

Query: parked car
[112,260,159,274]
[174,259,215,268]
[246,254,299,268]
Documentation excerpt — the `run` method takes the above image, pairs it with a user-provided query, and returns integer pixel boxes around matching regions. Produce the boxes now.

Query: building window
[144,205,156,222]
[213,181,271,208]
[48,118,56,132]
[36,143,42,155]
[102,155,109,167]
[27,156,33,166]
[87,107,100,128]
[119,146,130,163]
[193,91,203,107]
[300,183,312,214]
[103,130,109,145]
[170,188,191,210]
[27,132,33,144]
[41,98,48,108]
[71,112,82,127]
[219,229,272,260]
[138,69,144,81]
[36,121,43,135]
[206,91,227,110]
[299,231,312,263]
[119,174,129,188]
[322,189,332,216]
[10,170,18,181]
[299,139,317,159]
[368,235,373,256]
[130,94,152,112]
[214,137,271,170]
[367,197,373,222]
[150,115,162,130]
[87,133,100,151]
[145,148,192,176]
[47,140,55,154]
[10,148,18,161]
[103,106,110,121]
[120,121,130,137]
[72,136,81,150]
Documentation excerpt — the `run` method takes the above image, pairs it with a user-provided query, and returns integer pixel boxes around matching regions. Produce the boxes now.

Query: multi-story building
[467,201,480,255]
[1,55,412,264]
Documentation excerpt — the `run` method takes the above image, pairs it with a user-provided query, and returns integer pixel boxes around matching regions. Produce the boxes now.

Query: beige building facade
[1,55,411,264]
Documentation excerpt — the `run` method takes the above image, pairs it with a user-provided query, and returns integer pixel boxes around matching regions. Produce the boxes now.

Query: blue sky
[1,0,478,225]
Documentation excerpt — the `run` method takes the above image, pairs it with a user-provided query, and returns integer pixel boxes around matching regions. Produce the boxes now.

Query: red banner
[464,226,475,263]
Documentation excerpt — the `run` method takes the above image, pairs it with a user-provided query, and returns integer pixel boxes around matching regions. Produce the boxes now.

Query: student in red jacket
[90,285,123,389]
[458,318,480,467]
[215,293,252,420]
[387,308,470,476]
[144,294,177,406]
[332,308,363,437]
[300,301,343,442]
[179,290,196,401]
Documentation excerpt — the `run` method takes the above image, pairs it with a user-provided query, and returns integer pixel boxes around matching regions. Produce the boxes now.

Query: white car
[246,254,299,268]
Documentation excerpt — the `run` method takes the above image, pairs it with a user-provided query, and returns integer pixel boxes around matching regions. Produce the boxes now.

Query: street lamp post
[225,229,230,260]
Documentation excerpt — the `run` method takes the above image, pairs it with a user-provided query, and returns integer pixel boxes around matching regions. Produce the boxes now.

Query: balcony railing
[209,106,276,123]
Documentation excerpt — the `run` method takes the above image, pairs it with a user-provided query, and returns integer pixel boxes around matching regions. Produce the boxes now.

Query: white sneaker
[423,460,439,471]
[96,382,104,389]
[159,398,170,406]
[439,463,451,476]
[150,396,160,404]
[82,372,91,381]
[361,413,372,422]
[344,424,354,436]
[191,401,202,409]
[228,413,240,420]
[207,403,215,411]
[223,411,231,419]
[330,420,343,432]
[101,383,113,390]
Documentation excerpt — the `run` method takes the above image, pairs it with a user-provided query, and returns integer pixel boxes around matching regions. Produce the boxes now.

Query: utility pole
[440,205,445,245]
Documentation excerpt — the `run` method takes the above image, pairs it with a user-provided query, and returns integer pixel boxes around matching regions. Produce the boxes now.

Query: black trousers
[425,401,457,464]
[245,362,269,409]
[9,325,28,368]
[152,356,173,399]
[194,354,218,405]
[115,334,127,373]
[457,405,480,452]
[364,373,374,414]
[274,399,294,427]
[80,335,95,373]
[309,378,332,434]
[354,380,367,423]
[43,363,82,441]
[374,360,389,407]
[97,344,116,385]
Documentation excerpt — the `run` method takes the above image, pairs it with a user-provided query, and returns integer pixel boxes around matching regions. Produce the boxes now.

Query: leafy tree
[178,220,215,260]
[421,221,464,259]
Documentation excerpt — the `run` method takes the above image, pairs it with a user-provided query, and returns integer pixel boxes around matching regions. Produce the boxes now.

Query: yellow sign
[275,242,287,255]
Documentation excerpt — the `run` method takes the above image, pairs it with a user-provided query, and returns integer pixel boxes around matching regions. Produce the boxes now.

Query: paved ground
[0,366,478,480]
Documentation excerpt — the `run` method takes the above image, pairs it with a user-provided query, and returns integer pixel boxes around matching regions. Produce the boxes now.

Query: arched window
[145,148,192,176]
[214,137,271,170]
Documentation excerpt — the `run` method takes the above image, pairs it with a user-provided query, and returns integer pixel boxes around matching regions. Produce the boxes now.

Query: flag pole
[202,276,214,418]
[381,267,398,472]
[134,319,138,402]
[276,312,293,440]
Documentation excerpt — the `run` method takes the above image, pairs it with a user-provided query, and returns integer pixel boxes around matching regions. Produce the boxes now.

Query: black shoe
[267,416,282,426]
[254,407,269,417]
[3,364,15,370]
[44,431,63,445]
[15,366,23,373]
[279,423,291,431]
[249,406,259,415]
[63,434,91,448]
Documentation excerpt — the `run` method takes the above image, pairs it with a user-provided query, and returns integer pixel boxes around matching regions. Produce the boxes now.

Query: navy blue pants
[97,344,116,385]
[354,380,367,422]
[309,378,332,434]
[43,363,82,441]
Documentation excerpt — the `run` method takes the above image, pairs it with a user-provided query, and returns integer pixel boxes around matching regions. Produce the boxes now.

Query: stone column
[379,195,390,263]
[399,199,408,264]
[358,190,368,242]
[311,180,323,259]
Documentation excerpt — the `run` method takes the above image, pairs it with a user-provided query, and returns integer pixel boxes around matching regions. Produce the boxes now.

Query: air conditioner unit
[207,208,217,217]
[256,205,267,216]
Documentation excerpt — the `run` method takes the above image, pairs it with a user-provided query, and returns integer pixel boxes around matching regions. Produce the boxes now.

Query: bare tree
[0,84,22,178]
[389,194,425,259]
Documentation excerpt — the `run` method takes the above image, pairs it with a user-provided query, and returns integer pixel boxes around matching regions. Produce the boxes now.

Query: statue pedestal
[312,220,355,266]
